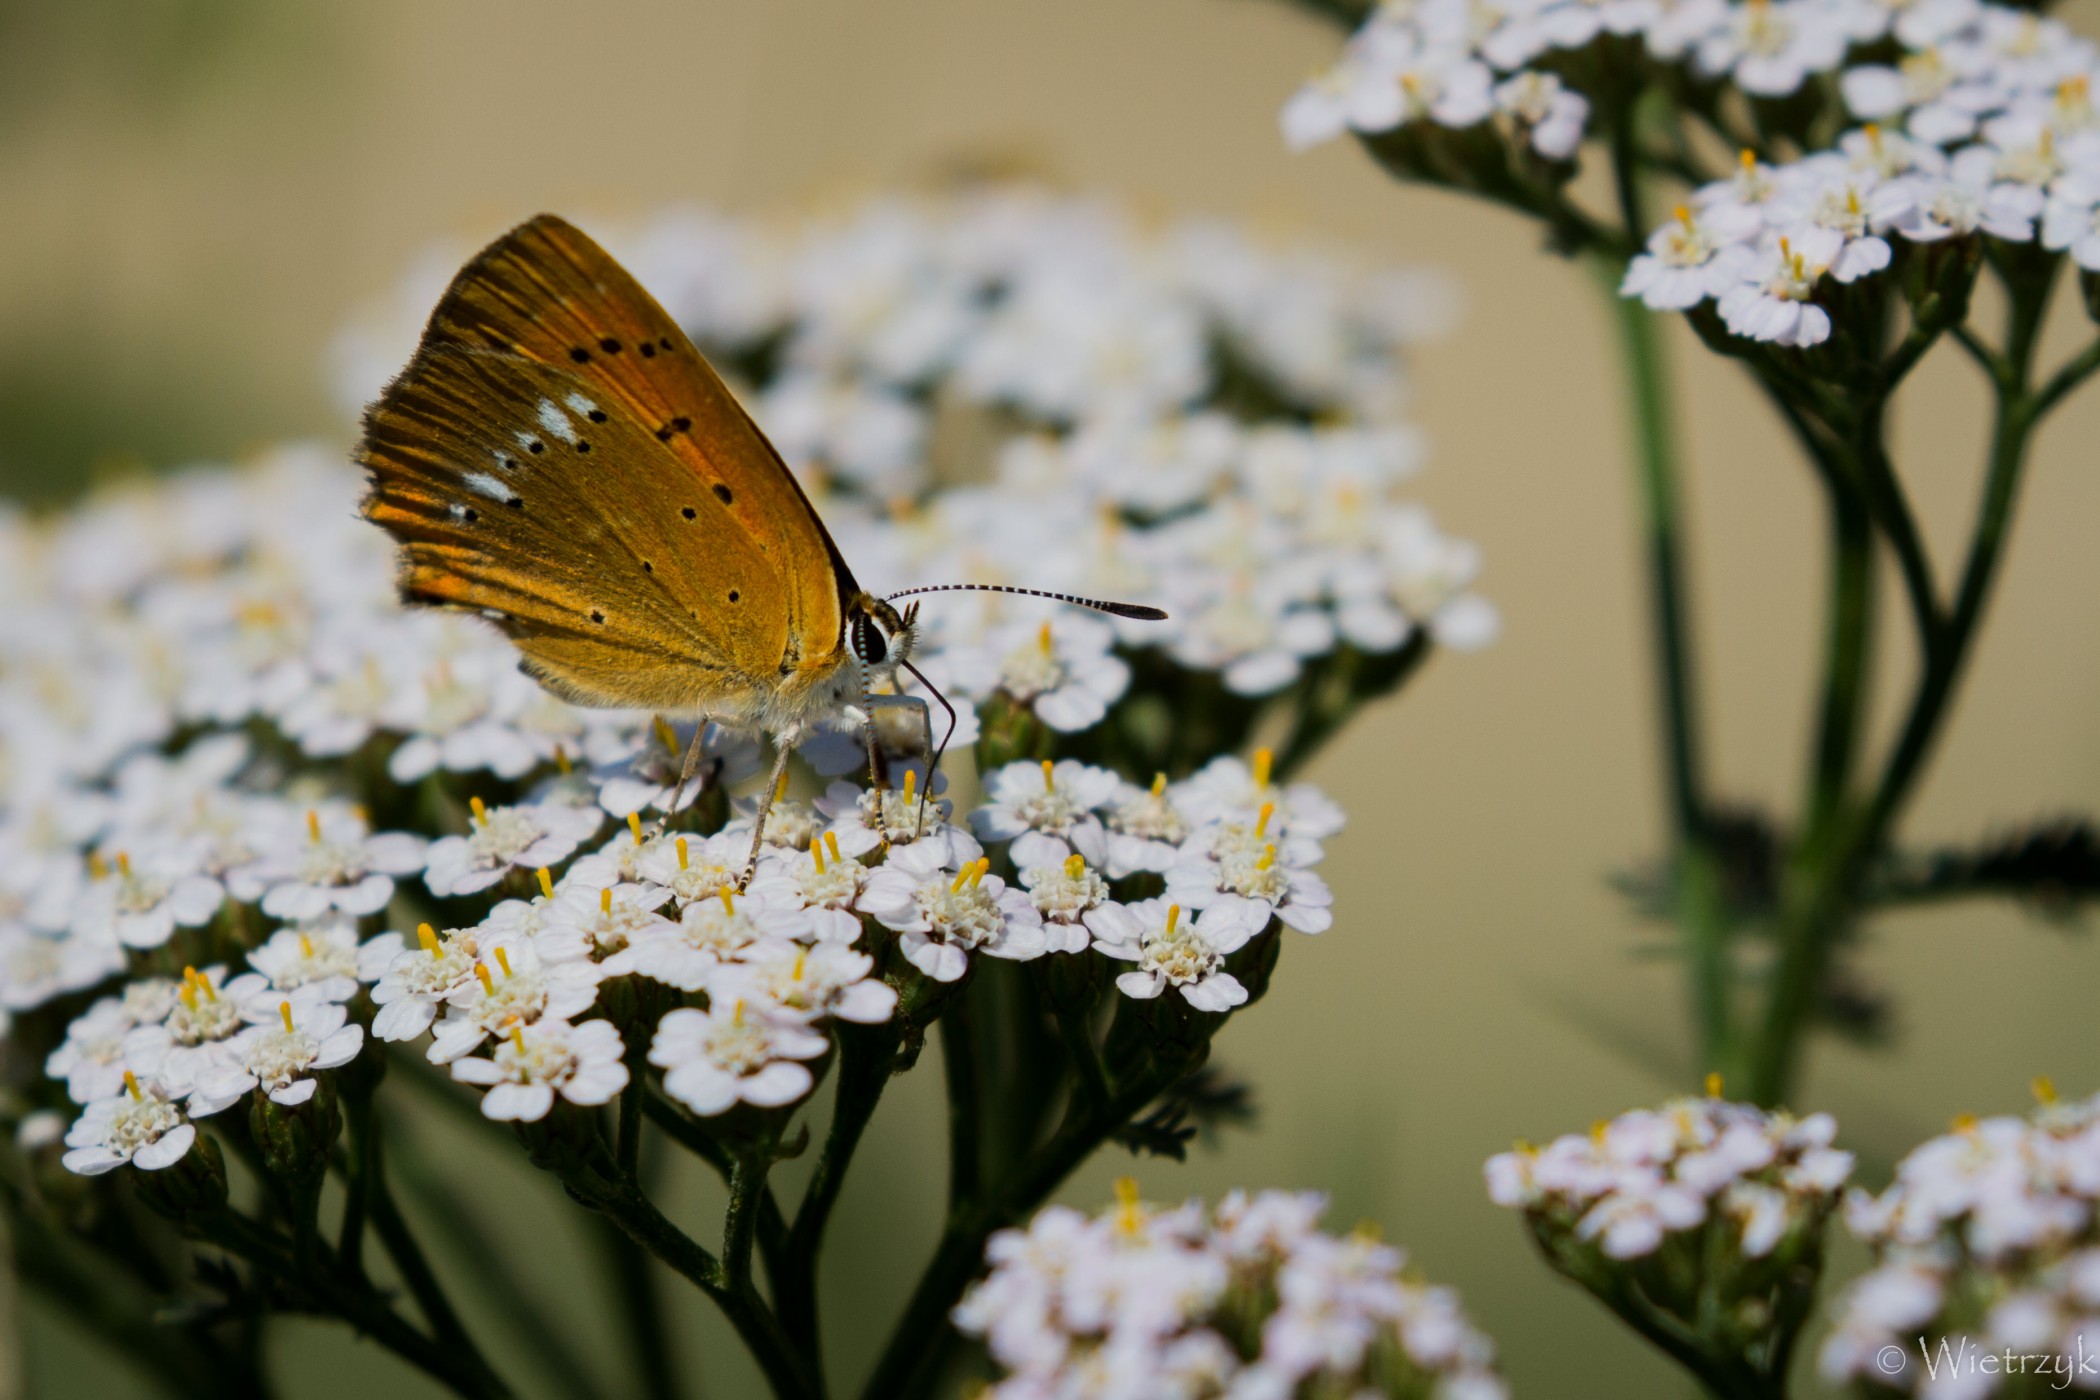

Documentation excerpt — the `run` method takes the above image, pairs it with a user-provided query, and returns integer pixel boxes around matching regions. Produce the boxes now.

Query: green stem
[1595,253,1730,1073]
[1746,259,2058,1103]
[940,992,984,1212]
[593,1221,681,1400]
[778,1020,902,1353]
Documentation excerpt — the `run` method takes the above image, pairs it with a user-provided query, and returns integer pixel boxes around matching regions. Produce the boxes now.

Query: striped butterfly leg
[651,722,715,838]
[737,726,805,892]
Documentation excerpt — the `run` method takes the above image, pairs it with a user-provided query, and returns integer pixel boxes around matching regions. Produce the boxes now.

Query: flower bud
[131,1131,228,1223]
[250,1080,341,1184]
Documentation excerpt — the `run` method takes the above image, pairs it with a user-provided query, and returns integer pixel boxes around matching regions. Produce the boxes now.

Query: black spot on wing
[681,506,696,520]
[599,337,622,353]
[713,483,733,505]
[569,347,591,363]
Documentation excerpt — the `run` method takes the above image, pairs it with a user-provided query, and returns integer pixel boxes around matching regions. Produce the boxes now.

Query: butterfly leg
[654,721,713,835]
[738,726,801,891]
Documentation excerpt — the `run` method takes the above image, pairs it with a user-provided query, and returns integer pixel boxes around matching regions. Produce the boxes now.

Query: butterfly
[357,214,1162,881]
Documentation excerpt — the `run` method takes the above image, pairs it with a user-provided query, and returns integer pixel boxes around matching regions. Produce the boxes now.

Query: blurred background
[3,0,2098,1395]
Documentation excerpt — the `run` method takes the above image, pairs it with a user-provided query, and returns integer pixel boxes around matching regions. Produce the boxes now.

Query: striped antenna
[883,583,1166,621]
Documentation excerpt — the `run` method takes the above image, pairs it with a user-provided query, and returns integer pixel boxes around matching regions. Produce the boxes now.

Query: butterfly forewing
[418,215,849,655]
[358,215,854,715]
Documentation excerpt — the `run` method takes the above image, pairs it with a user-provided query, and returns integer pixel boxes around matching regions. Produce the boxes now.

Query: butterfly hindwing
[360,343,795,715]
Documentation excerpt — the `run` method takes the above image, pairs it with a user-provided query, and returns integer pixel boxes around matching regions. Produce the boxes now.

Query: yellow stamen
[969,857,989,888]
[279,1001,294,1033]
[1252,747,1273,789]
[475,963,495,994]
[1150,772,1167,798]
[87,851,108,881]
[1674,202,1694,227]
[511,1025,527,1054]
[812,839,827,876]
[1064,853,1086,879]
[1952,1112,1979,1134]
[299,932,314,959]
[306,809,322,843]
[1113,1175,1142,1234]
[1705,1071,1724,1099]
[1590,1119,1610,1143]
[195,971,216,1002]
[494,947,514,978]
[1041,759,1055,792]
[179,978,198,1010]
[825,831,840,863]
[1739,147,1757,171]
[951,864,973,894]
[351,802,370,826]
[676,836,690,871]
[1255,801,1275,837]
[902,768,916,804]
[731,998,746,1026]
[792,947,807,981]
[1164,904,1182,935]
[2033,1075,2059,1105]
[600,887,613,916]
[1864,121,1881,145]
[719,888,735,916]
[536,867,554,899]
[469,795,488,825]
[654,715,679,754]
[1037,621,1053,653]
[124,1070,142,1101]
[115,851,132,879]
[417,922,440,954]
[1256,843,1277,871]
[628,812,644,844]
[554,744,572,775]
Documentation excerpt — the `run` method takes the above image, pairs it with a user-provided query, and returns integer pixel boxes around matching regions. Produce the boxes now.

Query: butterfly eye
[852,613,888,666]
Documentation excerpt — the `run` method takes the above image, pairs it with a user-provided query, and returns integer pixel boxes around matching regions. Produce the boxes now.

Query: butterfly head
[846,592,919,685]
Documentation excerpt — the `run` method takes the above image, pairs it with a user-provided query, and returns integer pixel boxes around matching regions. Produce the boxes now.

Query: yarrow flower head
[1487,1086,1854,1381]
[954,1181,1507,1399]
[1820,1079,2100,1393]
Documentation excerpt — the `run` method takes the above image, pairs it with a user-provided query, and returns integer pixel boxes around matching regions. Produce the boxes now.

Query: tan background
[3,1,2099,1395]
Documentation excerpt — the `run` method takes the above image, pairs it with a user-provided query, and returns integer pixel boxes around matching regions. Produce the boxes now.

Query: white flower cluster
[1821,1084,2100,1393]
[1485,1092,1855,1260]
[339,188,1496,702]
[1286,0,2100,349]
[954,1180,1507,1400]
[0,450,1344,1155]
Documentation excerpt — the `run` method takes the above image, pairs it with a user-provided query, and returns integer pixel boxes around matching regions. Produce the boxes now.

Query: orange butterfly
[358,214,1160,878]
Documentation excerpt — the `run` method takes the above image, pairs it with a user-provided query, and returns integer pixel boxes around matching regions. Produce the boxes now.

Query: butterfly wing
[358,215,855,717]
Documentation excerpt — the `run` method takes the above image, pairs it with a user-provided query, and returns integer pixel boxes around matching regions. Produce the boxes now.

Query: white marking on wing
[565,393,599,417]
[537,399,579,444]
[464,472,510,500]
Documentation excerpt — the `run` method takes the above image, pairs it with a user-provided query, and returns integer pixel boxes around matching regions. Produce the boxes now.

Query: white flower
[1577,1172,1709,1257]
[451,1018,629,1122]
[47,996,142,1104]
[969,759,1118,869]
[533,880,676,965]
[1695,0,1850,96]
[226,806,426,920]
[743,830,880,945]
[1019,853,1114,954]
[198,996,363,1108]
[859,844,1047,982]
[423,797,602,898]
[244,916,362,1002]
[710,940,897,1025]
[0,924,124,1014]
[61,1074,196,1175]
[1174,751,1345,841]
[121,966,269,1108]
[943,616,1131,733]
[604,888,777,991]
[814,775,969,862]
[72,848,223,951]
[2042,173,2100,266]
[426,936,604,1064]
[1086,898,1263,1012]
[362,922,482,1042]
[1100,775,1199,878]
[1495,70,1591,159]
[1623,204,1762,309]
[650,1001,830,1115]
[627,827,748,905]
[1167,819,1333,934]
[1717,239,1834,346]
